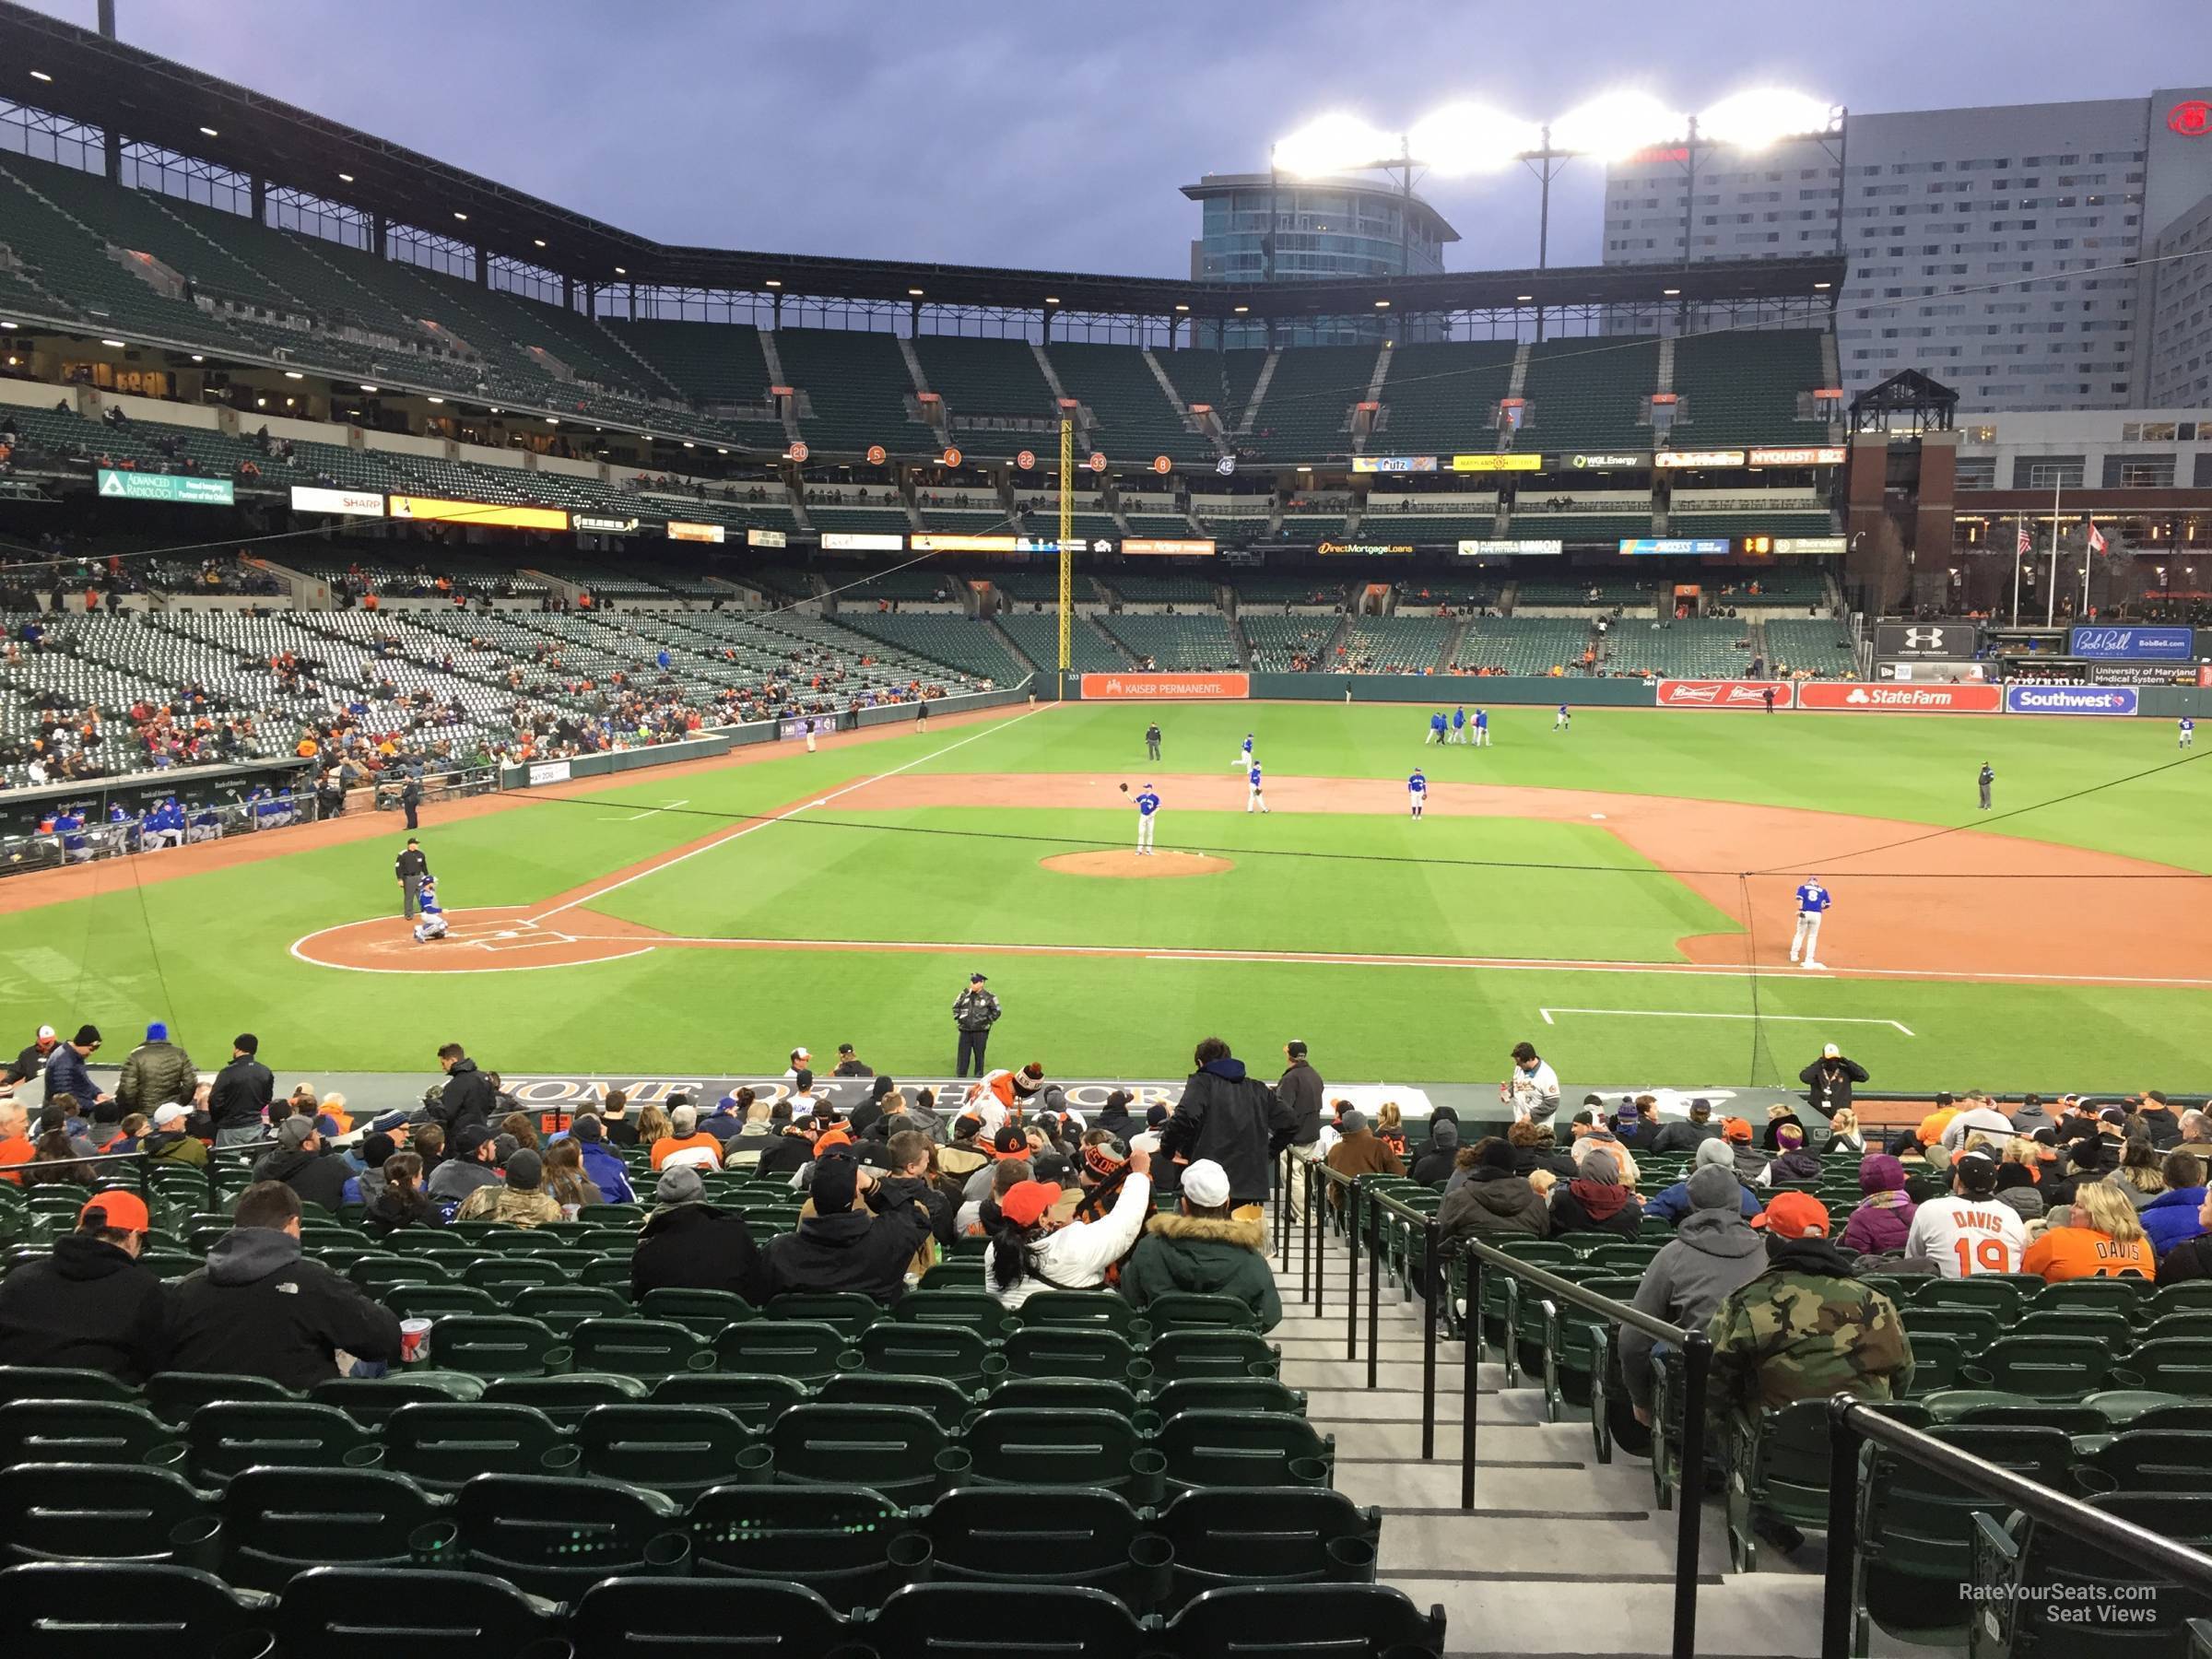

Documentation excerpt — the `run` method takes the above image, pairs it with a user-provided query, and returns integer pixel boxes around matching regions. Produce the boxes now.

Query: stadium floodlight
[764,278,782,288]
[1273,112,1394,176]
[337,171,354,182]
[1408,102,1540,174]
[199,125,218,137]
[29,70,52,81]
[533,238,547,248]
[1697,88,1837,148]
[100,338,125,347]
[1551,90,1686,159]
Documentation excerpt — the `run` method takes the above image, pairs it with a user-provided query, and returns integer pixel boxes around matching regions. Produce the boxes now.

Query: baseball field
[1,698,2204,1088]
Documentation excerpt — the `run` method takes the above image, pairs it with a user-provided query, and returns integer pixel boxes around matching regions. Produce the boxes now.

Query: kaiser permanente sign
[98,468,234,506]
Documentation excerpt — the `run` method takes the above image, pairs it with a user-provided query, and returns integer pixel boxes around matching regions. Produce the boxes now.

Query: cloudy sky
[18,0,2212,276]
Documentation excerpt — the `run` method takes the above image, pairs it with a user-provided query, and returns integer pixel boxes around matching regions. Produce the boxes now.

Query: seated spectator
[700,1088,751,1145]
[2140,1151,2206,1256]
[363,1152,441,1236]
[630,1164,767,1301]
[2154,1191,2212,1282]
[1826,1109,1867,1158]
[632,1104,673,1150]
[1647,1139,1762,1224]
[343,1132,397,1206]
[759,1151,935,1303]
[1120,1158,1280,1331]
[2136,1089,2183,1151]
[1549,1147,1642,1240]
[1724,1118,1766,1182]
[253,1115,352,1212]
[1507,1117,1575,1179]
[497,1111,541,1152]
[959,1156,1031,1236]
[756,1108,817,1179]
[1838,1155,1916,1255]
[24,1124,93,1188]
[2022,1182,2158,1283]
[2109,1135,2168,1212]
[1570,1115,1640,1188]
[165,1181,402,1389]
[602,1089,640,1147]
[1372,1101,1407,1161]
[1939,1094,2016,1151]
[1906,1151,2027,1277]
[426,1124,501,1205]
[2176,1110,2212,1159]
[1652,1099,1721,1155]
[455,1148,562,1228]
[1705,1194,1914,1552]
[1437,1137,1548,1245]
[1623,1166,1767,1423]
[1759,1101,1811,1154]
[1759,1124,1822,1187]
[1410,1118,1459,1187]
[0,1191,168,1383]
[1994,1162,2045,1222]
[1611,1096,1660,1151]
[982,1144,1153,1311]
[1324,1110,1404,1208]
[541,1139,603,1217]
[567,1114,636,1205]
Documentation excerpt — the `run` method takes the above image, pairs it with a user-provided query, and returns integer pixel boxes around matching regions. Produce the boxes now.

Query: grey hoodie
[1618,1209,1769,1407]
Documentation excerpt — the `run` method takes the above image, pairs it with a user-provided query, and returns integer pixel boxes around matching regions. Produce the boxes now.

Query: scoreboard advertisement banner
[1874,621,1977,660]
[1655,679,1795,709]
[288,485,383,517]
[2066,625,2194,660]
[1350,456,1439,473]
[1079,672,1249,700]
[391,496,568,531]
[1796,682,2005,714]
[1619,537,1731,555]
[99,469,236,506]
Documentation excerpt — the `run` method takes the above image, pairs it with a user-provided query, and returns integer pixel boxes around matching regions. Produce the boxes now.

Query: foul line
[529,701,1054,924]
[600,798,690,822]
[1540,1006,1915,1036]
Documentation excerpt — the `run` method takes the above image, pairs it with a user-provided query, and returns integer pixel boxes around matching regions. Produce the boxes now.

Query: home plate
[1590,813,1607,820]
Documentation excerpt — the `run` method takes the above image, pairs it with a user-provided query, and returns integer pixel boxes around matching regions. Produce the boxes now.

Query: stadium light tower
[1272,106,1532,277]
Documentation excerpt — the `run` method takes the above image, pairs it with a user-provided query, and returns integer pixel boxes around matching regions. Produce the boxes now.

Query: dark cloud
[19,0,2208,275]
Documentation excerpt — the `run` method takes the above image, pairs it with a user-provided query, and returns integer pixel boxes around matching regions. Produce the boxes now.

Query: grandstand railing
[1819,1398,2212,1659]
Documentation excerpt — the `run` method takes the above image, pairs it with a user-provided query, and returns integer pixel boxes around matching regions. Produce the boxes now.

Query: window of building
[2016,457,2085,489]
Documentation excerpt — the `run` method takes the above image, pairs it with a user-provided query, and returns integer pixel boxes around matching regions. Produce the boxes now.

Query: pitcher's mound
[1040,850,1234,879]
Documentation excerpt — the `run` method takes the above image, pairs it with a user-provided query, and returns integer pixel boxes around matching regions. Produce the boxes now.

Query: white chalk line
[1540,1007,1916,1036]
[599,797,689,822]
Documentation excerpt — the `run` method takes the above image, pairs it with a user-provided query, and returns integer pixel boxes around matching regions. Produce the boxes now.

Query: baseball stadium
[0,6,2210,1658]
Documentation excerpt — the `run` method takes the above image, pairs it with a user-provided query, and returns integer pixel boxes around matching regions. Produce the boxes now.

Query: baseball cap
[990,1124,1030,1159]
[998,1180,1063,1229]
[655,1165,705,1206]
[453,1124,492,1156]
[1145,1104,1170,1129]
[1180,1159,1231,1208]
[837,1044,855,1057]
[276,1115,317,1150]
[969,971,988,982]
[34,1024,55,1042]
[1954,1151,2000,1195]
[1032,1150,1073,1184]
[1821,1042,1841,1059]
[79,1191,150,1233]
[1722,1117,1754,1143]
[811,1155,860,1215]
[1759,1192,1831,1239]
[151,1103,189,1128]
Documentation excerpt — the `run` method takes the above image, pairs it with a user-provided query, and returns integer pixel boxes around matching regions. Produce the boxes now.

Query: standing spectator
[42,1025,106,1110]
[1549,1148,1642,1240]
[631,1164,767,1301]
[1159,1036,1296,1207]
[394,838,429,918]
[1838,1155,1918,1256]
[759,1153,935,1303]
[567,1115,636,1204]
[1276,1040,1324,1219]
[952,974,1001,1078]
[429,1043,496,1137]
[253,1116,352,1212]
[2141,1151,2207,1256]
[1120,1158,1280,1330]
[164,1182,403,1389]
[1653,1100,1722,1155]
[1500,1041,1560,1124]
[208,1034,274,1148]
[1799,1044,1867,1120]
[1436,1137,1548,1245]
[0,1192,169,1383]
[455,1148,562,1228]
[2022,1183,2158,1283]
[982,1145,1154,1311]
[1623,1166,1768,1423]
[115,1021,196,1115]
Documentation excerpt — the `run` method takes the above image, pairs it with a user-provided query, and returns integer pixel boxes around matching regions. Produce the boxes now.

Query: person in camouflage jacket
[1702,1190,1914,1444]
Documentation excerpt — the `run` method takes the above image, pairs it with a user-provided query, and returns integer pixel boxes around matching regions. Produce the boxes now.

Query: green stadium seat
[0,1366,137,1408]
[0,1560,266,1659]
[1137,1292,1262,1335]
[382,1284,503,1323]
[379,1402,567,1493]
[0,1400,178,1470]
[2075,1430,2212,1497]
[1154,1409,1333,1495]
[183,1400,376,1486]
[858,1321,1004,1390]
[713,1319,857,1382]
[1161,1583,1447,1659]
[1151,1487,1381,1615]
[569,1576,855,1655]
[767,1402,949,1503]
[0,1462,212,1569]
[1146,1329,1279,1386]
[636,1287,757,1336]
[924,1485,1164,1608]
[682,1482,916,1602]
[568,1316,716,1379]
[866,1581,1150,1659]
[508,1283,630,1336]
[217,1465,443,1591]
[1726,1398,1931,1572]
[447,1473,688,1597]
[650,1371,810,1430]
[1960,1335,2137,1398]
[143,1371,295,1425]
[574,1403,759,1500]
[891,1288,1016,1337]
[271,1565,559,1658]
[1969,1494,2212,1658]
[765,1291,883,1339]
[816,1371,979,1430]
[308,1372,486,1427]
[428,1314,571,1380]
[987,1375,1147,1418]
[2123,1339,2212,1396]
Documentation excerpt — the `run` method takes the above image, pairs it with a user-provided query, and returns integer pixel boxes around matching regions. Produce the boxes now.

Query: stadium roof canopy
[0,3,1842,320]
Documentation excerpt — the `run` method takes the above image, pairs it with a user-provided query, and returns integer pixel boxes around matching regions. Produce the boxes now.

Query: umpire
[952,973,1001,1078]
[394,838,429,919]
[1146,722,1162,761]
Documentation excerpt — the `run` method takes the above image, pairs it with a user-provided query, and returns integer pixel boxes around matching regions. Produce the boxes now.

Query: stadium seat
[1000,1324,1142,1383]
[0,1366,136,1408]
[0,1400,178,1470]
[510,1284,630,1336]
[478,1373,650,1428]
[1137,1292,1263,1335]
[636,1287,757,1336]
[650,1371,810,1429]
[1161,1583,1448,1659]
[713,1319,857,1382]
[866,1581,1152,1659]
[568,1576,855,1655]
[182,1400,376,1487]
[682,1482,918,1601]
[309,1372,486,1426]
[817,1371,979,1430]
[890,1288,1017,1337]
[858,1320,1004,1390]
[574,1403,759,1500]
[2075,1430,2212,1496]
[567,1316,716,1379]
[379,1402,567,1492]
[271,1564,559,1658]
[447,1473,688,1597]
[0,1462,212,1569]
[1018,1290,1151,1340]
[766,1402,949,1501]
[0,1560,267,1659]
[964,1406,1160,1503]
[429,1315,572,1379]
[1146,1329,1280,1385]
[216,1465,443,1590]
[1969,1494,2212,1658]
[924,1485,1165,1607]
[1153,1409,1334,1494]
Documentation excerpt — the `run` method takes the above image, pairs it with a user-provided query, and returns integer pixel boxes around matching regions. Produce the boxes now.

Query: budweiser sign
[1656,680,1794,709]
[1796,682,2005,714]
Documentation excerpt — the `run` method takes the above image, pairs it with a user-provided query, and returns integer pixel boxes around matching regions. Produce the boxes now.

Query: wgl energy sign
[2004,685,2138,717]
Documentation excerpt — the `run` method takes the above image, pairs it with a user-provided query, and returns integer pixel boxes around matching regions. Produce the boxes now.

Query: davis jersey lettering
[1905,1196,2027,1277]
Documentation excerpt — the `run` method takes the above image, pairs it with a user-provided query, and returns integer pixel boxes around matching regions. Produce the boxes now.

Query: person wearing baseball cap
[1799,1041,1868,1122]
[759,1151,936,1305]
[0,1188,169,1384]
[1904,1149,2027,1277]
[1,1024,61,1092]
[427,1122,502,1204]
[1120,1158,1280,1331]
[952,973,1001,1080]
[981,1141,1155,1312]
[141,1102,209,1168]
[782,1047,813,1081]
[252,1115,353,1213]
[1708,1188,1914,1555]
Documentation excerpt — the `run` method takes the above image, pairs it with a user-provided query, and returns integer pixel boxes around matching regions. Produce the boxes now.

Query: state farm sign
[1796,682,2005,714]
[1656,679,1795,709]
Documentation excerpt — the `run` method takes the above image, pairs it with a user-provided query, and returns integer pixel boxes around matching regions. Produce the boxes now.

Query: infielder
[1473,707,1489,747]
[1246,761,1269,814]
[1134,783,1160,854]
[1407,767,1428,818]
[1426,711,1446,745]
[1451,706,1467,744]
[1788,877,1830,971]
[1978,761,1994,811]
[1236,731,1254,770]
[413,875,449,943]
[2181,716,2195,750]
[1554,702,1571,731]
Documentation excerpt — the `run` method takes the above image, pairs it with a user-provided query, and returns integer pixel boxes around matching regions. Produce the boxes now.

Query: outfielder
[1788,877,1830,971]
[2182,716,2195,750]
[1553,702,1571,732]
[1236,731,1254,770]
[1134,783,1161,854]
[1426,711,1446,745]
[1407,767,1428,819]
[1246,761,1268,814]
[413,875,449,943]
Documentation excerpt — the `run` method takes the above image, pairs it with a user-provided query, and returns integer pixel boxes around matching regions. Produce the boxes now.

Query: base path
[292,769,2207,986]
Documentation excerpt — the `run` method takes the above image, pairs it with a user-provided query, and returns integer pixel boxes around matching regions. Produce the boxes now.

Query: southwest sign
[1796,682,2005,713]
[2004,685,2138,716]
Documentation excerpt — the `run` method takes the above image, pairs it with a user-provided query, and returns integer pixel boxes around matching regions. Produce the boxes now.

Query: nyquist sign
[2004,685,2138,716]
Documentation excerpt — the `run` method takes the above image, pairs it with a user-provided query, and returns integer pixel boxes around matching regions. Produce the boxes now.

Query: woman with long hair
[1373,1101,1406,1160]
[24,1128,91,1187]
[983,1143,1154,1311]
[633,1105,673,1147]
[2023,1181,2156,1283]
[540,1137,603,1218]
[364,1151,442,1234]
[499,1111,542,1152]
[2109,1135,2167,1211]
[1827,1109,1867,1158]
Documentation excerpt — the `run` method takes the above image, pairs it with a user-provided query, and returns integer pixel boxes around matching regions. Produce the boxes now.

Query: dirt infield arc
[290,770,2212,986]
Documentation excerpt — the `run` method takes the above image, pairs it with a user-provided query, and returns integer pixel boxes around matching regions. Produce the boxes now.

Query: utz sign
[1655,679,1795,710]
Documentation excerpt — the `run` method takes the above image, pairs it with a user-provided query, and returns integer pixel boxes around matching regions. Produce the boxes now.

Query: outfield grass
[0,700,2200,1087]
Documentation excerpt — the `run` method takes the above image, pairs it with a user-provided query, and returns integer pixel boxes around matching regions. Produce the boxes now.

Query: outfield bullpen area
[2,697,2205,1087]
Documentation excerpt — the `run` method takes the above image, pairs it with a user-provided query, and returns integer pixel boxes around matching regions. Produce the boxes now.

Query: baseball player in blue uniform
[1134,784,1161,854]
[1553,702,1571,732]
[1473,707,1489,747]
[1407,768,1428,818]
[1789,877,1831,970]
[2182,716,2195,750]
[1246,761,1268,814]
[412,875,449,943]
[1237,731,1254,770]
[1451,706,1467,744]
[1427,711,1446,746]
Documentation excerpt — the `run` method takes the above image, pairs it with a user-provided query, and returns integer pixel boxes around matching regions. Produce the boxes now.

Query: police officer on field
[1146,722,1162,761]
[394,837,429,919]
[401,773,424,830]
[1977,761,1994,812]
[952,972,1001,1079]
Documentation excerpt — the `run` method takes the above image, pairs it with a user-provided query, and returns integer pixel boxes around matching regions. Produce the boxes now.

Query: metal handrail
[1821,1397,2212,1659]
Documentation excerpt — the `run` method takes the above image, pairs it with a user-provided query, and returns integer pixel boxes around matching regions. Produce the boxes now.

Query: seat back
[379,1402,567,1492]
[867,1582,1150,1659]
[568,1316,713,1378]
[574,1404,759,1499]
[765,1291,882,1337]
[890,1289,1014,1337]
[448,1473,684,1597]
[1153,1409,1332,1494]
[217,1465,442,1592]
[683,1483,917,1604]
[184,1400,373,1486]
[1139,1292,1260,1335]
[1147,1329,1279,1385]
[0,1463,210,1568]
[767,1402,948,1501]
[1018,1290,1147,1338]
[963,1406,1153,1502]
[0,1400,176,1469]
[568,1578,853,1655]
[0,1560,266,1659]
[924,1486,1156,1606]
[858,1321,999,1389]
[271,1565,558,1656]
[1000,1324,1138,1382]
[712,1319,855,1382]
[636,1287,756,1337]
[1163,1582,1446,1659]
[649,1372,809,1430]
[476,1373,649,1430]
[1152,1486,1381,1613]
[427,1314,570,1379]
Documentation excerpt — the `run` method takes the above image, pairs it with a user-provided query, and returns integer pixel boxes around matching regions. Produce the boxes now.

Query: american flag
[2016,522,2031,556]
[2086,520,2108,555]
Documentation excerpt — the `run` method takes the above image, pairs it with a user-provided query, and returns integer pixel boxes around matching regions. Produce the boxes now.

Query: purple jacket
[1841,1194,1916,1255]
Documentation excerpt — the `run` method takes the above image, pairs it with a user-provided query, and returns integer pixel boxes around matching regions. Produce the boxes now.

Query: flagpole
[2045,476,2060,629]
[2080,521,2094,617]
[2011,512,2023,625]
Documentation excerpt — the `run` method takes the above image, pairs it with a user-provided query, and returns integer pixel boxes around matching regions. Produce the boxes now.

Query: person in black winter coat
[164,1182,402,1389]
[1547,1147,1644,1241]
[206,1033,275,1146]
[759,1154,934,1303]
[631,1165,768,1302]
[429,1043,496,1137]
[1800,1044,1868,1119]
[1276,1043,1324,1148]
[1507,1119,1577,1180]
[253,1116,354,1212]
[1159,1037,1297,1206]
[757,1122,818,1179]
[1411,1118,1460,1187]
[0,1191,169,1383]
[1653,1100,1724,1155]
